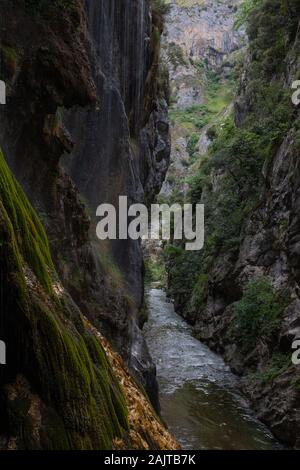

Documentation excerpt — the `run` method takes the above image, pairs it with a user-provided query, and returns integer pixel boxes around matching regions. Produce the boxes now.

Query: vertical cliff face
[61,0,170,403]
[164,0,300,446]
[63,0,170,303]
[0,0,170,409]
[0,0,173,447]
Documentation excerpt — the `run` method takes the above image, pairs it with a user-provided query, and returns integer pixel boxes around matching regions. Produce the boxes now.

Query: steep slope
[0,148,179,449]
[164,0,300,446]
[0,0,170,408]
[0,147,127,449]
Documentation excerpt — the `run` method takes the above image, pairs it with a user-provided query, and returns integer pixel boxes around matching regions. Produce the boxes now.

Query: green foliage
[292,375,300,391]
[252,352,292,384]
[190,274,208,311]
[186,133,199,157]
[234,278,289,352]
[206,126,217,141]
[164,244,202,309]
[247,0,300,77]
[206,70,220,97]
[234,0,264,29]
[0,149,53,292]
[144,258,166,286]
[170,104,212,131]
[188,78,295,255]
[166,42,187,68]
[188,156,212,204]
[168,118,255,306]
[169,65,234,137]
[151,0,171,16]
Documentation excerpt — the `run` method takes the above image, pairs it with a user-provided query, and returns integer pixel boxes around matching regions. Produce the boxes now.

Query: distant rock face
[160,0,245,201]
[164,0,244,108]
[167,0,242,60]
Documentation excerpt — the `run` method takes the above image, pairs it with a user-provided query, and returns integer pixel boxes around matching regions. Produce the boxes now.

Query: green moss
[31,301,129,449]
[0,149,129,449]
[0,149,53,292]
[40,408,69,450]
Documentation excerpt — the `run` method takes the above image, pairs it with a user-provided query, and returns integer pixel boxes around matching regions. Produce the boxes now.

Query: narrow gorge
[0,0,299,453]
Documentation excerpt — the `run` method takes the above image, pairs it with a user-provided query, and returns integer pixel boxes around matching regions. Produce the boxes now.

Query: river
[143,288,280,450]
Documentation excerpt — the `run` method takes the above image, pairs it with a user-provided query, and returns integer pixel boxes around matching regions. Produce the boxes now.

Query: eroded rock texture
[60,0,170,405]
[160,0,245,201]
[0,0,172,448]
[164,0,244,108]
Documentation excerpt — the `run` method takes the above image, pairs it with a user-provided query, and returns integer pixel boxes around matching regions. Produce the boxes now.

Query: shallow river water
[143,289,280,450]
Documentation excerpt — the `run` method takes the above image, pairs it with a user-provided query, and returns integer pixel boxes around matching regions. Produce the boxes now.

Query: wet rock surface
[61,0,171,403]
[0,0,170,420]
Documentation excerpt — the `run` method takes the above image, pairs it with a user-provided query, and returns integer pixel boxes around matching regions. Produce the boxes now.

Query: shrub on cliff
[151,0,171,16]
[234,278,289,353]
[234,0,263,29]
